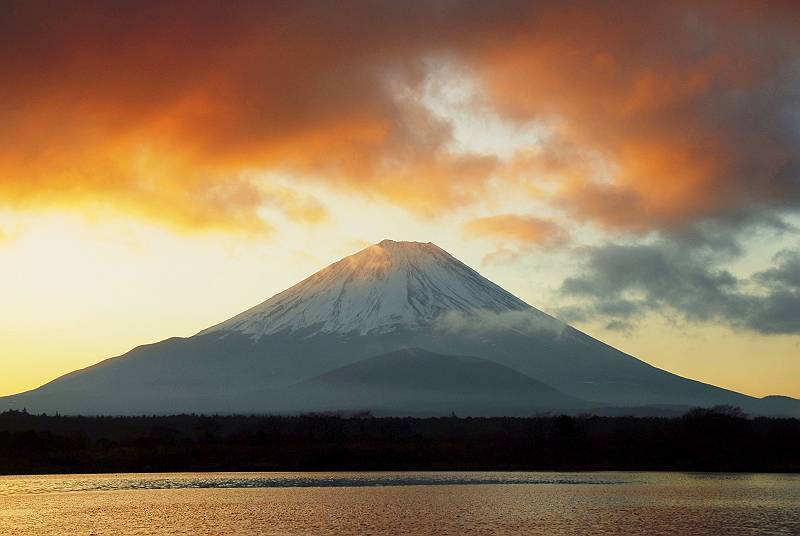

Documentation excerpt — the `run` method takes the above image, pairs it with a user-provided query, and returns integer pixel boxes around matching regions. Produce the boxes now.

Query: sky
[1,1,799,398]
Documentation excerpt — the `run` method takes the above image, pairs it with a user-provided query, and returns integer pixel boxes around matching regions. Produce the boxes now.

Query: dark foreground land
[1,408,798,474]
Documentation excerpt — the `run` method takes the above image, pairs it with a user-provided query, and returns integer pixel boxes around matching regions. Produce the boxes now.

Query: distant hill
[274,348,590,416]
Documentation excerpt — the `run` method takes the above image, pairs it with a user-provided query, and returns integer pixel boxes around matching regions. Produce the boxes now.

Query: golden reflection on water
[0,472,798,535]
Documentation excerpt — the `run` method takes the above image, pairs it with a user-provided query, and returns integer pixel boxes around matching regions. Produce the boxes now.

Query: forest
[1,407,798,474]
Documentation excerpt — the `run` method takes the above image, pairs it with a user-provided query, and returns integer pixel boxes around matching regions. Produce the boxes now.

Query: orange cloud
[470,1,800,231]
[464,214,568,248]
[0,1,798,234]
[0,2,504,231]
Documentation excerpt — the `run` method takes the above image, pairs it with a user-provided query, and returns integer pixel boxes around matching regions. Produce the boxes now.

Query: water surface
[1,472,797,534]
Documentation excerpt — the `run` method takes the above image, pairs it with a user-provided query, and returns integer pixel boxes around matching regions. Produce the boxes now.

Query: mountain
[198,239,532,337]
[2,239,798,417]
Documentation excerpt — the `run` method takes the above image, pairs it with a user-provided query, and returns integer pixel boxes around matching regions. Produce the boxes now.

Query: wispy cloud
[464,214,568,247]
[434,309,567,337]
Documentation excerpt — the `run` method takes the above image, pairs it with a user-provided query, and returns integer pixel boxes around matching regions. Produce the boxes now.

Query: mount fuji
[2,239,798,417]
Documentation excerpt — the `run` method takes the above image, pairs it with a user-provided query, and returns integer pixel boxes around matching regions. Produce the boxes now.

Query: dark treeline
[1,407,798,474]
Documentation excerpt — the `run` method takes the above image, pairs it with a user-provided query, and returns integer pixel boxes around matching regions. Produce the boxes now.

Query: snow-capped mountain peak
[200,239,533,337]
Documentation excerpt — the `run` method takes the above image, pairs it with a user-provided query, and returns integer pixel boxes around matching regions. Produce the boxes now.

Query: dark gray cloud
[748,251,800,334]
[663,212,796,258]
[754,251,800,290]
[559,232,800,335]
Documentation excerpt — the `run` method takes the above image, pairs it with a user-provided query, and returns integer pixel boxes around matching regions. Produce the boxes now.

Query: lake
[1,472,798,534]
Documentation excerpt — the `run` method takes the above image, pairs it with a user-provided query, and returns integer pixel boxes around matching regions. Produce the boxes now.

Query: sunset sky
[1,1,799,398]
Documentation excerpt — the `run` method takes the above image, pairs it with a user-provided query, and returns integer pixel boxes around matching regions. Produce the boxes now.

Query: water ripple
[0,471,631,495]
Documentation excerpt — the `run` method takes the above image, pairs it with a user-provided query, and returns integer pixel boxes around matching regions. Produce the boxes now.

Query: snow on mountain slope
[200,239,538,338]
